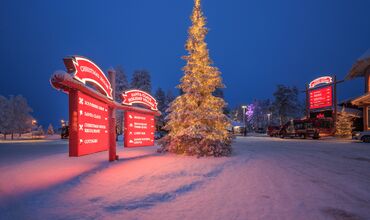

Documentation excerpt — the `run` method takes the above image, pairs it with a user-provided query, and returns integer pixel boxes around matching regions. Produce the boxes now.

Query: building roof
[346,48,370,79]
[351,92,370,106]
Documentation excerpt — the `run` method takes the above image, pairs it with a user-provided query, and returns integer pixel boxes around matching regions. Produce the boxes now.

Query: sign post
[50,55,161,162]
[124,111,155,147]
[306,75,338,135]
[108,69,117,161]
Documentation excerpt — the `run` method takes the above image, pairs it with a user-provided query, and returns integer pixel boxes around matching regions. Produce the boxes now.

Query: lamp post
[31,120,37,139]
[242,105,247,136]
[267,113,271,126]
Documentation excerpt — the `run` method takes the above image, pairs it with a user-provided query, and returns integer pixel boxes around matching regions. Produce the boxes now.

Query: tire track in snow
[102,158,248,212]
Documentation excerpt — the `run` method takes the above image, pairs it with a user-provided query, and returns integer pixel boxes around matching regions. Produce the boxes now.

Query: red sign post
[64,56,113,100]
[309,86,333,109]
[124,111,155,147]
[121,90,158,111]
[69,91,109,156]
[51,55,161,161]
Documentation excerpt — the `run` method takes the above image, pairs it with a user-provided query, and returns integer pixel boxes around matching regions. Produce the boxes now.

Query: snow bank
[1,137,370,220]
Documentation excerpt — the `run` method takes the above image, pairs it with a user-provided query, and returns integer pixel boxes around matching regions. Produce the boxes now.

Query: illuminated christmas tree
[335,107,353,137]
[159,0,232,157]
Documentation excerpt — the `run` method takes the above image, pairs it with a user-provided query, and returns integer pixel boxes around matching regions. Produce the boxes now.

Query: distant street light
[31,120,37,139]
[267,113,271,125]
[242,105,247,136]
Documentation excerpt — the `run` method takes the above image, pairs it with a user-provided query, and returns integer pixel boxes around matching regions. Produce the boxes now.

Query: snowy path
[1,137,370,220]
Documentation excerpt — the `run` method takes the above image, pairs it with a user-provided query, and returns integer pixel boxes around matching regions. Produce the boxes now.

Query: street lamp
[61,119,65,127]
[31,120,37,139]
[242,105,247,136]
[267,113,271,125]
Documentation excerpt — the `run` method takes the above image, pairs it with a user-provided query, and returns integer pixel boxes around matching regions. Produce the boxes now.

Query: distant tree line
[0,95,34,140]
[231,85,305,129]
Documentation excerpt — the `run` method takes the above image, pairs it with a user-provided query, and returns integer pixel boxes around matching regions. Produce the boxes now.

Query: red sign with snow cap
[64,56,113,100]
[124,111,155,147]
[309,76,333,89]
[121,90,158,111]
[70,91,109,156]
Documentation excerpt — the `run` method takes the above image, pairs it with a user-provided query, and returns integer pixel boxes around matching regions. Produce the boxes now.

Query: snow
[1,137,370,220]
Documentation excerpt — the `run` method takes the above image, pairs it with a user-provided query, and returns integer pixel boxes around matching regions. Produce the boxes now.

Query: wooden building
[346,49,370,131]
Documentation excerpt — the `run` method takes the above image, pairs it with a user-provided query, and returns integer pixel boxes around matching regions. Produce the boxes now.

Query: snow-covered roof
[346,48,370,79]
[359,48,370,60]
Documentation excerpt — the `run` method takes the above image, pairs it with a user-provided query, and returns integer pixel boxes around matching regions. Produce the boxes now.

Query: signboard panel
[309,86,333,110]
[309,76,333,88]
[64,56,113,100]
[70,91,109,156]
[124,111,155,147]
[121,90,158,111]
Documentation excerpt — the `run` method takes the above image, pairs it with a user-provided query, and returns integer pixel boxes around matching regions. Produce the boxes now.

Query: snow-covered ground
[1,137,370,220]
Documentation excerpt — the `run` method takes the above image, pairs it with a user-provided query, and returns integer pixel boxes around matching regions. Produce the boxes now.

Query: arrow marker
[79,110,83,116]
[79,124,83,131]
[129,123,133,127]
[129,140,133,143]
[129,115,133,119]
[80,139,83,144]
[79,98,84,105]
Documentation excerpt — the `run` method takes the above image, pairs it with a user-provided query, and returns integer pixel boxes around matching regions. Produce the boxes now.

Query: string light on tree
[159,0,232,157]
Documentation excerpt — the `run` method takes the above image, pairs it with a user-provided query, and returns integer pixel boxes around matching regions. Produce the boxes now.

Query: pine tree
[47,124,54,135]
[165,89,176,109]
[272,85,301,125]
[131,70,152,94]
[0,96,10,139]
[335,108,353,137]
[159,0,232,157]
[114,66,130,138]
[114,66,130,102]
[155,88,167,127]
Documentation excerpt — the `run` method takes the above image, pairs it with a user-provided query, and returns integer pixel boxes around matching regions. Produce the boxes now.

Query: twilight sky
[1,0,370,127]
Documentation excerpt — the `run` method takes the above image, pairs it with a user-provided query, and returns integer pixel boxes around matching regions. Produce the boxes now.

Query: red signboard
[64,56,113,100]
[69,91,109,156]
[121,90,158,111]
[309,76,333,88]
[309,86,333,110]
[124,111,155,147]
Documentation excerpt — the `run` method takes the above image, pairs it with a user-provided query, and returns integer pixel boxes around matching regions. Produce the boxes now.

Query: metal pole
[242,106,247,136]
[306,84,310,119]
[108,69,118,162]
[333,75,337,135]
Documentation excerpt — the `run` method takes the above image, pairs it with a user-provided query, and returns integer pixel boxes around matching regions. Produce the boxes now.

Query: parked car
[279,119,320,139]
[267,126,281,137]
[255,127,266,134]
[352,131,370,143]
[61,126,69,139]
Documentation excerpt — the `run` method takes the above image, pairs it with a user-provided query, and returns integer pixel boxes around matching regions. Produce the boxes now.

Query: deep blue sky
[1,0,369,127]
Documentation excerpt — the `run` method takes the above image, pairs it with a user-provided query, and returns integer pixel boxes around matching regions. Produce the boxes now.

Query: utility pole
[242,105,247,136]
